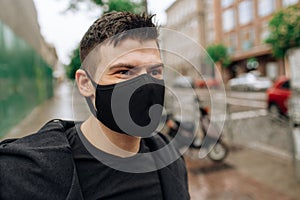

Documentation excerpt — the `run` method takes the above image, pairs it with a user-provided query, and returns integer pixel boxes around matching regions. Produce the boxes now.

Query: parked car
[228,72,272,91]
[266,77,291,117]
[194,76,220,88]
[172,76,194,88]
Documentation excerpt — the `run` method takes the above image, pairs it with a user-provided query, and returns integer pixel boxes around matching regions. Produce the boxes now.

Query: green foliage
[206,44,231,67]
[93,0,104,6]
[66,47,81,79]
[265,5,300,58]
[67,0,146,13]
[0,21,53,137]
[105,0,144,14]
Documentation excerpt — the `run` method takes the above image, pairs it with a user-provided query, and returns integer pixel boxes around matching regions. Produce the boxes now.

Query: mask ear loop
[82,68,98,118]
[83,69,97,88]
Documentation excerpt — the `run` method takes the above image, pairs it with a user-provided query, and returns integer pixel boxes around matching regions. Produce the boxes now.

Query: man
[0,12,190,200]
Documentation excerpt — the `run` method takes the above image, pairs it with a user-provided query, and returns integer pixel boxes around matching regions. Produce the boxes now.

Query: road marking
[227,97,266,108]
[230,109,267,120]
[248,142,292,161]
[209,109,268,122]
[228,92,266,101]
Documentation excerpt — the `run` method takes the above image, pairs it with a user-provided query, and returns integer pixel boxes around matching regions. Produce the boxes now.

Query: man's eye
[118,70,132,75]
[150,69,162,76]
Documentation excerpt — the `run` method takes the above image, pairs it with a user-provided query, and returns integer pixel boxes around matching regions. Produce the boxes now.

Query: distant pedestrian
[0,12,190,200]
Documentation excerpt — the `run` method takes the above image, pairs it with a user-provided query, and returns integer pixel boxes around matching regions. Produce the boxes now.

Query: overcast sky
[33,0,175,65]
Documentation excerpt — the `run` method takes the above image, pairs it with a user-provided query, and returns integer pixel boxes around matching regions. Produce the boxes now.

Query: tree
[66,47,81,79]
[205,44,231,81]
[104,0,145,14]
[67,0,146,13]
[265,5,300,58]
[206,44,231,67]
[66,0,147,79]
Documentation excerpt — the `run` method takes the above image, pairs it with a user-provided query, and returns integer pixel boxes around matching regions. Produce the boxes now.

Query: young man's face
[77,38,165,137]
[92,38,163,85]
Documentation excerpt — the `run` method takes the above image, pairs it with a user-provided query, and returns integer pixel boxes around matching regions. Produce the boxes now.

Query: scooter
[165,105,229,162]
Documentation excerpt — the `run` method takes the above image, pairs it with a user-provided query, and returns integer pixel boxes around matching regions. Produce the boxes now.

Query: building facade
[162,0,215,81]
[213,0,300,80]
[0,0,57,135]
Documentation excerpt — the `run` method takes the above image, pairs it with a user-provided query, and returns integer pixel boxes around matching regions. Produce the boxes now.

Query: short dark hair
[80,12,158,64]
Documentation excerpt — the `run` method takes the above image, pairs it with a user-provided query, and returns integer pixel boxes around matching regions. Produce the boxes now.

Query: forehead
[81,39,162,80]
[84,39,160,68]
[102,39,160,62]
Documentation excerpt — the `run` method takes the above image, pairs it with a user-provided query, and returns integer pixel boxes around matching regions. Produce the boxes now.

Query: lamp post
[287,47,300,180]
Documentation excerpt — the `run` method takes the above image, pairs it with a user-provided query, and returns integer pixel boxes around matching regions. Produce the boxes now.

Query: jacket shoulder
[0,119,83,199]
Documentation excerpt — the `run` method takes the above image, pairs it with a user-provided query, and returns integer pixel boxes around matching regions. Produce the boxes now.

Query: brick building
[213,0,300,80]
[163,0,300,82]
[162,0,214,82]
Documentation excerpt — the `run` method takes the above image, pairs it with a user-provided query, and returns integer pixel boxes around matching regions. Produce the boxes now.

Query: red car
[266,77,291,117]
[194,77,220,88]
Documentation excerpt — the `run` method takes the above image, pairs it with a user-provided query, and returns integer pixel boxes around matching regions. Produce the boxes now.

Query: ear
[75,69,95,98]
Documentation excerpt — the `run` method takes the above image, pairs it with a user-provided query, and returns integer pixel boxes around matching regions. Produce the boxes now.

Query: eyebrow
[108,63,136,71]
[108,63,164,71]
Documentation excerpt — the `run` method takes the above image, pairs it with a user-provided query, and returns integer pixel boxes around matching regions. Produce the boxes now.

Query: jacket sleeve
[0,120,83,200]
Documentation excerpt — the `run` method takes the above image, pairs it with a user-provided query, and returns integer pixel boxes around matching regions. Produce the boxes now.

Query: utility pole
[287,47,300,181]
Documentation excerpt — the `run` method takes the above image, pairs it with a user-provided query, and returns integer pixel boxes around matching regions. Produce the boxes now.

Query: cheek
[153,73,163,80]
[94,66,112,84]
[97,75,117,85]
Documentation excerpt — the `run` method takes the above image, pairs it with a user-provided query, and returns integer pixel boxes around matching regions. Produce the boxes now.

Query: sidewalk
[186,145,300,200]
[2,81,300,199]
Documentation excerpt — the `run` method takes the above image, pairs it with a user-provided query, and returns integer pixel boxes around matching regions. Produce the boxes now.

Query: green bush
[265,5,300,58]
[66,47,81,79]
[206,44,231,67]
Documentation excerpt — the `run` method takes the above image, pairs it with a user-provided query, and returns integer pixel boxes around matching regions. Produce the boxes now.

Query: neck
[81,116,141,158]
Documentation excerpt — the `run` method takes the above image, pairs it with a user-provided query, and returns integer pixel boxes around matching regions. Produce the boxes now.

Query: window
[207,30,215,43]
[207,12,214,22]
[0,22,3,47]
[222,9,235,32]
[222,0,234,8]
[206,12,215,43]
[206,0,213,8]
[260,21,270,43]
[283,0,299,6]
[229,34,237,54]
[241,28,254,50]
[281,81,290,89]
[239,0,254,25]
[259,0,276,17]
[3,25,14,50]
[224,34,237,54]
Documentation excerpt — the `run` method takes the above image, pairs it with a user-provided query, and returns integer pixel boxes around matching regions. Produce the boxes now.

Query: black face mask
[86,73,165,137]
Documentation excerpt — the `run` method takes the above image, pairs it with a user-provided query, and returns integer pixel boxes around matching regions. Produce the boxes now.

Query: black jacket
[0,119,190,200]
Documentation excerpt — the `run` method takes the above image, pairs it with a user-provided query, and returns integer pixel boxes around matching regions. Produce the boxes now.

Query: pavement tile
[186,157,296,200]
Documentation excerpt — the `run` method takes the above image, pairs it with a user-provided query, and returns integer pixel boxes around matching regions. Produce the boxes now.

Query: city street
[167,86,298,199]
[186,147,299,200]
[2,81,300,200]
[1,0,300,199]
[188,87,291,157]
